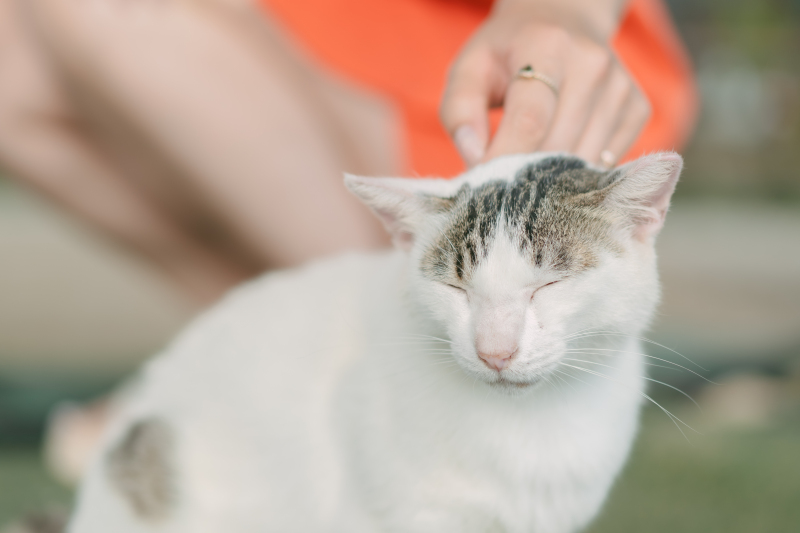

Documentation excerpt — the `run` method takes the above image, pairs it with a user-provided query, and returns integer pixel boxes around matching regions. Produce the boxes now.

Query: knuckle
[537,24,571,47]
[515,23,570,52]
[598,52,615,76]
[582,46,614,81]
[612,74,633,101]
[451,47,493,81]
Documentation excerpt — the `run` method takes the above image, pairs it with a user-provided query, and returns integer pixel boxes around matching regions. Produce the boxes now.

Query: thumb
[453,123,487,168]
[440,49,502,167]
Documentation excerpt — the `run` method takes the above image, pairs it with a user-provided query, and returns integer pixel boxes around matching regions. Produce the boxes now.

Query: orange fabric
[612,0,698,162]
[260,0,697,177]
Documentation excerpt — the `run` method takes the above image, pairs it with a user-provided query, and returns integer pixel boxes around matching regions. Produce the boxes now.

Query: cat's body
[69,153,681,533]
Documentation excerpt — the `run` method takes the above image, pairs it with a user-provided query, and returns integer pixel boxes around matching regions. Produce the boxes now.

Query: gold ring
[515,65,559,96]
[599,149,616,168]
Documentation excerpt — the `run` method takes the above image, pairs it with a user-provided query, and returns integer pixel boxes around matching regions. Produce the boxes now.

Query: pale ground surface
[0,181,194,375]
[1,179,798,377]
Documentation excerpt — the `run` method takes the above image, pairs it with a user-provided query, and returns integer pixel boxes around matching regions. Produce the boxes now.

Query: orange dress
[259,0,697,177]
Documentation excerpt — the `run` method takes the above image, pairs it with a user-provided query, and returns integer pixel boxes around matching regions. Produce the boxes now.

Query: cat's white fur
[69,152,681,533]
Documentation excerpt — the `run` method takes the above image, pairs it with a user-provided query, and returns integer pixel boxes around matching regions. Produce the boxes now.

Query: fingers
[443,17,653,168]
[440,47,505,166]
[538,44,613,153]
[483,26,567,161]
[537,39,651,169]
[572,65,633,164]
[483,68,559,160]
[596,86,651,168]
[520,43,649,166]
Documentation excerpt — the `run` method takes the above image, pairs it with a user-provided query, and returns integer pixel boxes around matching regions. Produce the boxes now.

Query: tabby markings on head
[422,156,622,284]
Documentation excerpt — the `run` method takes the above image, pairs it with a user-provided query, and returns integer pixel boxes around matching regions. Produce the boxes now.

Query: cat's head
[346,152,681,394]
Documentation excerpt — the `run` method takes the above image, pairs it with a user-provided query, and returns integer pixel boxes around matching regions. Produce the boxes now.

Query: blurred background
[1,0,799,531]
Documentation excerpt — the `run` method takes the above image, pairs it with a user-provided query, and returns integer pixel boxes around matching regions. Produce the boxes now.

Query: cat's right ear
[602,152,683,242]
[345,175,455,251]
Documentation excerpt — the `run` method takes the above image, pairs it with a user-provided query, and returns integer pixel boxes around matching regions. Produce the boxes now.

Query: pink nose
[477,347,518,371]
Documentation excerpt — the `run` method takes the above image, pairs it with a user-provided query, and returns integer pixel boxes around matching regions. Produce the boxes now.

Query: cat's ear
[345,175,455,250]
[603,152,683,242]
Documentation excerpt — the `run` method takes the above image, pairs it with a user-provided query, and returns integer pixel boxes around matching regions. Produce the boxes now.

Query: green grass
[1,404,799,531]
[589,407,800,533]
[0,449,72,526]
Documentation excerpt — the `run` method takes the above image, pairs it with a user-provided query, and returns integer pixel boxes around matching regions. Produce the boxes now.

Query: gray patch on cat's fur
[422,156,621,283]
[106,417,176,521]
[3,509,68,533]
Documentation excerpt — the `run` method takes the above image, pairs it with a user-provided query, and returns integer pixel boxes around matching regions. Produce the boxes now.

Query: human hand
[440,0,651,168]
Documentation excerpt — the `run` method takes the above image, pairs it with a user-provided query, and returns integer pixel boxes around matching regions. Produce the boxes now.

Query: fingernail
[454,126,485,166]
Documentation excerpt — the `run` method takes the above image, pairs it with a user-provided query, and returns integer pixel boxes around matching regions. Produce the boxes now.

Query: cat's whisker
[365,340,455,350]
[561,358,701,410]
[564,353,681,373]
[543,368,576,398]
[559,364,695,443]
[442,234,459,255]
[562,331,707,372]
[371,340,451,351]
[551,370,578,395]
[551,368,589,394]
[562,326,610,340]
[558,362,698,441]
[399,334,456,345]
[382,354,459,375]
[540,373,566,397]
[563,348,713,383]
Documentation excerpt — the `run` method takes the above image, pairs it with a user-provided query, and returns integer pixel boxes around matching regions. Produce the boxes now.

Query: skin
[0,0,396,303]
[0,0,650,305]
[441,0,651,167]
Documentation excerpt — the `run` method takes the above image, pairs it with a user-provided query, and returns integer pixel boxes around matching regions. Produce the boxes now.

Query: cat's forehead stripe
[422,156,614,282]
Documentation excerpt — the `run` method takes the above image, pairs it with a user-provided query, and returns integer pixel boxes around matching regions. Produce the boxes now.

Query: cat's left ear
[604,152,683,242]
[345,175,456,250]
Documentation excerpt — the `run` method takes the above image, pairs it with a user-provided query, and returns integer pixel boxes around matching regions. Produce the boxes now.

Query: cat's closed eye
[444,283,467,296]
[531,281,561,300]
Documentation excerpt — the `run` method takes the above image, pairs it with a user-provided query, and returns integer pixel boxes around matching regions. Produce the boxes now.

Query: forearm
[490,0,630,41]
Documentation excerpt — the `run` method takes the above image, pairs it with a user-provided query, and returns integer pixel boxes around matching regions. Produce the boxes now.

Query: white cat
[68,152,682,533]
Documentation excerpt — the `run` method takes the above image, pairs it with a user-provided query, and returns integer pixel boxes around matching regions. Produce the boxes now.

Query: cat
[67,151,682,533]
